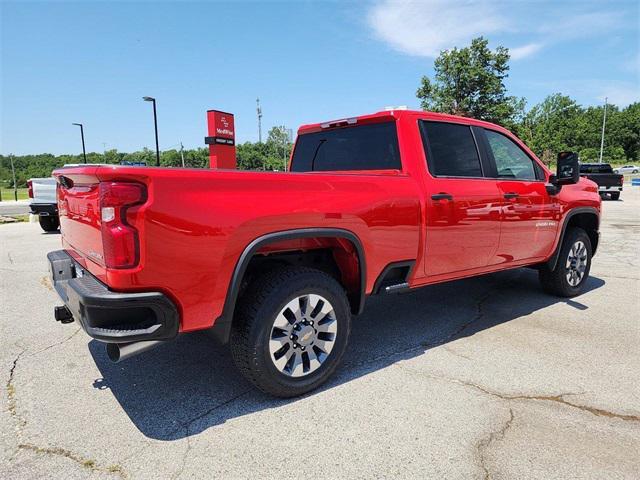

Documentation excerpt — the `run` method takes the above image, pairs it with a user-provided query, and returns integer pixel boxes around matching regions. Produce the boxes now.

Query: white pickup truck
[28,177,59,231]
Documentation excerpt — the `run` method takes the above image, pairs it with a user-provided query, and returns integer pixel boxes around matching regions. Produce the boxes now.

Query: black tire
[610,192,620,200]
[39,215,59,232]
[230,266,351,397]
[539,227,592,297]
[633,170,638,174]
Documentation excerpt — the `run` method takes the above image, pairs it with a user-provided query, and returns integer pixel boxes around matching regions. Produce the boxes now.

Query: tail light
[99,182,146,269]
[27,180,33,198]
[619,176,624,185]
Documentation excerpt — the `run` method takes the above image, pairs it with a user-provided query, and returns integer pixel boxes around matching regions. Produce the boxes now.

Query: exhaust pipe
[106,340,163,363]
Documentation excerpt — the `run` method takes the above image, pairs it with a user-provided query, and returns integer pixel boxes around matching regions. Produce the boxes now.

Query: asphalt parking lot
[2,189,639,479]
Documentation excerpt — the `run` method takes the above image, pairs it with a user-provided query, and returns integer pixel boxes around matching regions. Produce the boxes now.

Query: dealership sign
[205,110,236,168]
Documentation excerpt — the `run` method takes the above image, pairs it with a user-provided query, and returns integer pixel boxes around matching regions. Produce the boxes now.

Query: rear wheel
[39,215,59,232]
[610,192,620,200]
[230,266,351,397]
[539,227,592,297]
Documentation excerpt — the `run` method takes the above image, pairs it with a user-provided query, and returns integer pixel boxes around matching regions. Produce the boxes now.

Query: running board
[384,282,410,294]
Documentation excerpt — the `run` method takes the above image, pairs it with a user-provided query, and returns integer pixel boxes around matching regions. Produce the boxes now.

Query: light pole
[72,123,87,163]
[598,97,608,164]
[143,97,160,166]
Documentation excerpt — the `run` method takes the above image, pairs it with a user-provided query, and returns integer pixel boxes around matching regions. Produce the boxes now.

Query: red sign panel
[213,111,235,140]
[206,110,236,169]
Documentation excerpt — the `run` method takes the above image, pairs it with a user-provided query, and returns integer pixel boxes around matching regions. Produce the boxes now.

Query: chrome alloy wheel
[268,294,338,377]
[566,240,588,287]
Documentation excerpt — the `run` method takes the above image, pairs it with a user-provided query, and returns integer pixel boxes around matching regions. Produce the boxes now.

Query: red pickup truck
[48,110,600,397]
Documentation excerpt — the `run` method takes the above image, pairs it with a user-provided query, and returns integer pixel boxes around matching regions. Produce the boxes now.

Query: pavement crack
[7,349,128,478]
[406,369,640,423]
[7,349,26,427]
[30,327,82,355]
[348,279,516,371]
[421,277,513,350]
[18,443,128,479]
[171,432,191,480]
[183,389,252,430]
[476,408,514,480]
[421,291,490,349]
[443,345,472,361]
[158,389,253,480]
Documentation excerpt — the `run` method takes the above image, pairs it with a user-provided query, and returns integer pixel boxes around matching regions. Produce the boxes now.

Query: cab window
[290,122,401,172]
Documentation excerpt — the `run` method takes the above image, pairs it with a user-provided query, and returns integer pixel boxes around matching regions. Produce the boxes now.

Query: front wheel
[539,227,592,297]
[39,215,59,232]
[230,266,351,397]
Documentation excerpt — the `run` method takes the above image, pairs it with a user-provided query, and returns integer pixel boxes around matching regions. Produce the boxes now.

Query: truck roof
[297,109,509,134]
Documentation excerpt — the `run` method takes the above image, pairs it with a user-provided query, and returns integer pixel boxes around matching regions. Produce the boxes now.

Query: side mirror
[555,151,580,185]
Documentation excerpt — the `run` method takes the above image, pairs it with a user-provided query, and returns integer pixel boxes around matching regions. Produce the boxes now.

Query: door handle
[503,192,519,199]
[431,193,453,201]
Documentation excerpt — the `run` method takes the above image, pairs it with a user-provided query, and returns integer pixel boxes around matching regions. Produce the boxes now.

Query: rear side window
[419,121,482,177]
[290,122,401,172]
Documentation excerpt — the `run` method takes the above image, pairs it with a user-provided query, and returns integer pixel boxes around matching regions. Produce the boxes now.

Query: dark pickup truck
[579,163,624,200]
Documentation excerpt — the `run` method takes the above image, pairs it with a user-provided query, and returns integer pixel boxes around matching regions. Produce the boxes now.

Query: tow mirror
[555,151,580,185]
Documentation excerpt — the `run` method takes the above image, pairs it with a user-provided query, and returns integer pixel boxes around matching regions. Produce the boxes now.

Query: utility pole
[256,97,263,143]
[180,142,185,168]
[599,97,608,164]
[9,154,18,201]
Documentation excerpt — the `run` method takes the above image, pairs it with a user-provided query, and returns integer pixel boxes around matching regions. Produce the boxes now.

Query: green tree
[519,94,583,161]
[416,37,524,128]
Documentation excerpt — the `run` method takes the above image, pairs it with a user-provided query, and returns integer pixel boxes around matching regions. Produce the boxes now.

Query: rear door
[481,128,559,263]
[419,120,502,277]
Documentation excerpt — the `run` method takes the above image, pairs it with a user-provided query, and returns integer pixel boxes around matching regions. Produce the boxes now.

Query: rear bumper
[30,203,58,216]
[47,250,179,343]
[598,186,623,193]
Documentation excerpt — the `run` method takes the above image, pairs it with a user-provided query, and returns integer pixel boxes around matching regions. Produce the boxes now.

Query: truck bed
[54,164,422,332]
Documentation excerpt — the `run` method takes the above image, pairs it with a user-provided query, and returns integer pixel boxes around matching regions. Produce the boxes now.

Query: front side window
[420,121,483,177]
[485,129,539,180]
[290,122,401,172]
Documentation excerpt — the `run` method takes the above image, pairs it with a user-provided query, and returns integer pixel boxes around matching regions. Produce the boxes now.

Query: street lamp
[72,123,87,163]
[143,96,160,166]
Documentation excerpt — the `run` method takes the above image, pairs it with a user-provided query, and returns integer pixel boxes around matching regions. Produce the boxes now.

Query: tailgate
[56,170,105,266]
[583,173,623,187]
[31,178,57,204]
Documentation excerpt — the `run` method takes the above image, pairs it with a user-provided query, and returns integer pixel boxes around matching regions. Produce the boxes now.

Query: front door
[482,128,560,263]
[419,120,502,277]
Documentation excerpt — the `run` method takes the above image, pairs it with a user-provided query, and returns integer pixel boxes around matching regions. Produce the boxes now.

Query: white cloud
[598,84,640,107]
[367,0,507,58]
[367,1,629,61]
[509,43,543,60]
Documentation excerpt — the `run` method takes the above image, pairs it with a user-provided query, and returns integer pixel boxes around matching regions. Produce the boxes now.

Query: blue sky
[1,0,638,155]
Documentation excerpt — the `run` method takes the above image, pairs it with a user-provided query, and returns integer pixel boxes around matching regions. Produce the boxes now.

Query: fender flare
[211,228,367,343]
[546,207,600,270]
